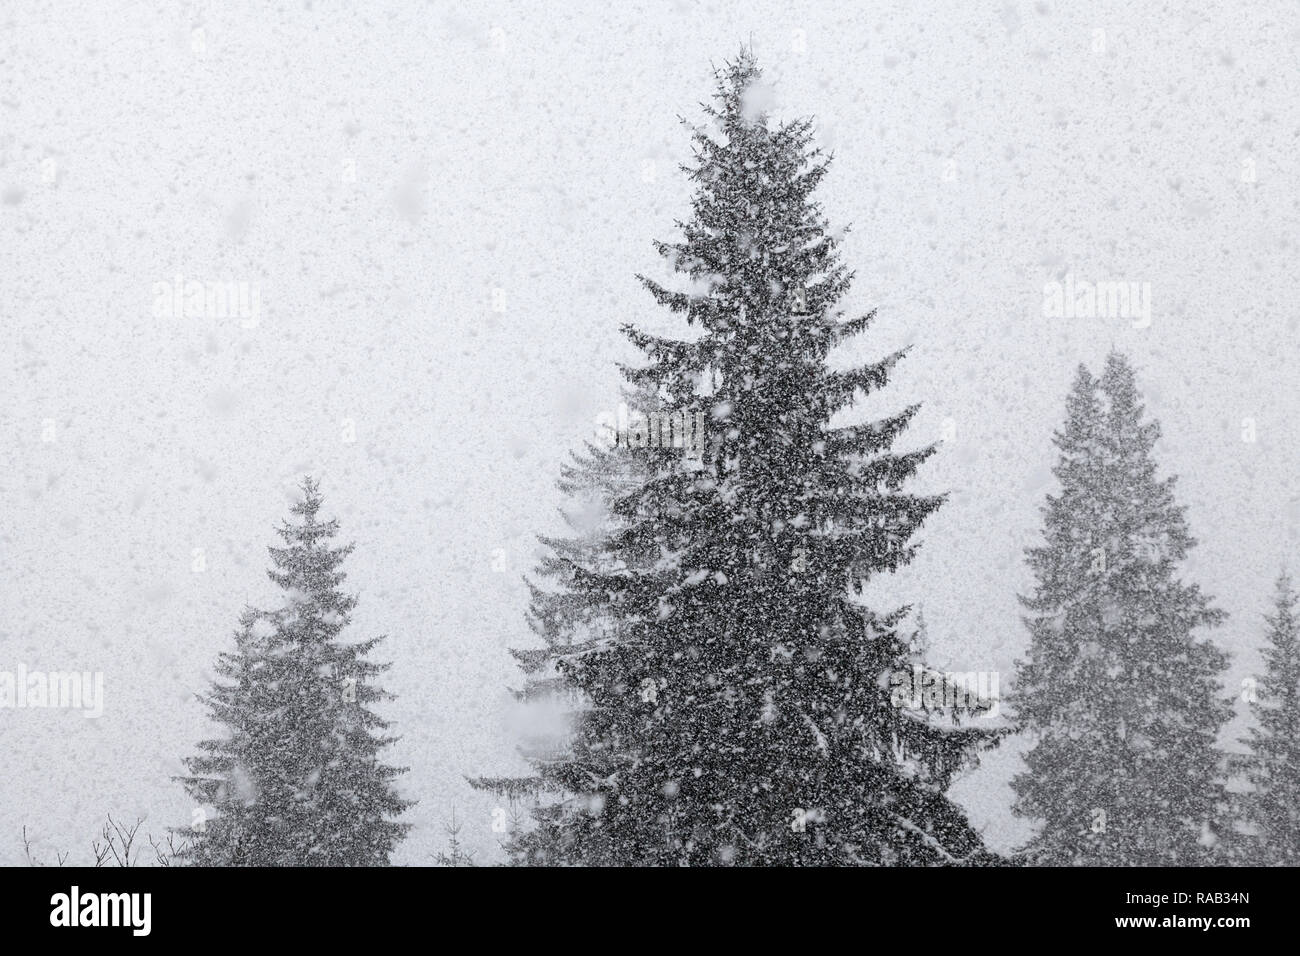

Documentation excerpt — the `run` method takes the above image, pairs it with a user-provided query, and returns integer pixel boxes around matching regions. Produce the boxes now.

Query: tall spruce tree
[475,50,1002,866]
[1012,353,1231,865]
[177,478,411,865]
[1233,571,1300,864]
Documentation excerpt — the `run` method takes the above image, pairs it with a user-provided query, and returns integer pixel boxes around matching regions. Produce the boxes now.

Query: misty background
[2,0,1298,863]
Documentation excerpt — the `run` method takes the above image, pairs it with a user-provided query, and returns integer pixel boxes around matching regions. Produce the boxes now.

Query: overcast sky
[3,0,1298,863]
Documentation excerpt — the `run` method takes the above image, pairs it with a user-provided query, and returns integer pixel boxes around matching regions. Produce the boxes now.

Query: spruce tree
[475,50,1001,866]
[1012,353,1231,865]
[177,478,411,865]
[434,808,476,866]
[1234,572,1300,864]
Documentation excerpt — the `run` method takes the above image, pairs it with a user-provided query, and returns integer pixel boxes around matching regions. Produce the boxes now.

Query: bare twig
[21,826,42,866]
[91,814,144,867]
[27,815,186,867]
[149,831,188,867]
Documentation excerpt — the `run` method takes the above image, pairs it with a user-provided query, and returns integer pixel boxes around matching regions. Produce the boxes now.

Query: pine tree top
[266,476,357,612]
